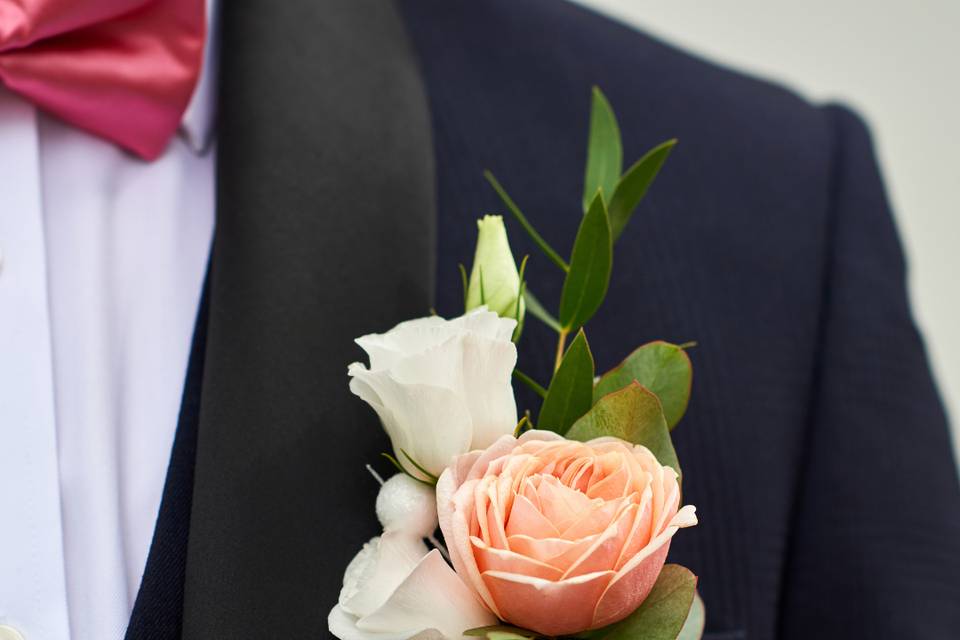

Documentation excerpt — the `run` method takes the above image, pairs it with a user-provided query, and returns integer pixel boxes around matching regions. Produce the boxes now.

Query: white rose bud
[348,308,518,480]
[465,215,525,329]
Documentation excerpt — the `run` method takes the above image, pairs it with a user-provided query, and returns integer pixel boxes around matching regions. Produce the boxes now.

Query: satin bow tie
[0,0,205,160]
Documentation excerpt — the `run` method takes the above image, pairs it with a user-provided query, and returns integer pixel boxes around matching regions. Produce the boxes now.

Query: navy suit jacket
[125,1,960,639]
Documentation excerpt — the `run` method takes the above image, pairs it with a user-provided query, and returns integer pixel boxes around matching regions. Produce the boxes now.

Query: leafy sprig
[477,87,701,640]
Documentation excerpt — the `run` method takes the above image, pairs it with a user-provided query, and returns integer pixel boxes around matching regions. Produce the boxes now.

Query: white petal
[450,307,516,342]
[348,368,473,478]
[357,550,497,639]
[330,604,443,640]
[458,333,518,449]
[341,533,430,617]
[357,316,457,371]
[390,334,465,389]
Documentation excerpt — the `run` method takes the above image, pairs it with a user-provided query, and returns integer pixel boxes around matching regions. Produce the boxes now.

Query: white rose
[348,308,518,479]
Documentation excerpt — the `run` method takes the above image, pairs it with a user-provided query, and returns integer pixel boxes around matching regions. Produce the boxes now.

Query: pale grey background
[573,0,960,463]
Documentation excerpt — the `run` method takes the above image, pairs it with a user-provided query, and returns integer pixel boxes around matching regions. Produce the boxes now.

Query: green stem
[484,171,570,273]
[554,327,570,372]
[513,369,547,398]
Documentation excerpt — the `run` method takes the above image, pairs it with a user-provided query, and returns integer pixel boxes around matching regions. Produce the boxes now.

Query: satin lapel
[182,1,435,636]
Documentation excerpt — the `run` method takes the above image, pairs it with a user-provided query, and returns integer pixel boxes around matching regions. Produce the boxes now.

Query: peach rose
[436,430,697,636]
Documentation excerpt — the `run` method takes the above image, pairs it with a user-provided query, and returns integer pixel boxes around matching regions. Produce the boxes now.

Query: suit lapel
[183,0,435,636]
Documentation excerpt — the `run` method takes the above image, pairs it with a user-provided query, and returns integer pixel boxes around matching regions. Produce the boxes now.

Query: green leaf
[583,86,623,212]
[559,193,612,330]
[594,341,693,429]
[568,381,679,477]
[465,624,537,639]
[608,139,676,241]
[484,171,569,272]
[539,330,595,434]
[589,565,698,640]
[676,592,706,640]
[523,288,561,333]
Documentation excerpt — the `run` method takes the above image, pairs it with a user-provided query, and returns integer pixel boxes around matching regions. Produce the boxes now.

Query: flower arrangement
[330,88,702,640]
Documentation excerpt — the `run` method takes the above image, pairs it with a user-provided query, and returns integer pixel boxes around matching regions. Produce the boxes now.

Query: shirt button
[0,626,24,640]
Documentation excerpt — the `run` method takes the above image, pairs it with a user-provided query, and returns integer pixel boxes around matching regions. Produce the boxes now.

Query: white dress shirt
[0,2,219,638]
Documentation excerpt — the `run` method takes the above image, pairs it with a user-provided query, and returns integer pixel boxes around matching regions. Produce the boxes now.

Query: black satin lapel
[182,1,435,636]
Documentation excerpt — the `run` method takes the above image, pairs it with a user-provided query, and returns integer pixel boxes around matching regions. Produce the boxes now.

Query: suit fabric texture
[125,1,960,638]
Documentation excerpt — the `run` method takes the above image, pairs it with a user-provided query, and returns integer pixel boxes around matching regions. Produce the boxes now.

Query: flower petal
[472,536,564,581]
[355,315,452,371]
[507,534,598,573]
[482,569,615,636]
[340,534,429,618]
[357,550,497,639]
[590,537,672,629]
[561,503,636,579]
[591,507,698,629]
[348,368,472,477]
[437,474,502,617]
[505,494,560,539]
[457,333,518,448]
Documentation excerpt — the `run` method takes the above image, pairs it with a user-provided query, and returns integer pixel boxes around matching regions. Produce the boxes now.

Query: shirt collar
[180,0,220,153]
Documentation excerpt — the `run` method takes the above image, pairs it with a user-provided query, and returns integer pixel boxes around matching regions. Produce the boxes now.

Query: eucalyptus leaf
[559,193,612,330]
[568,381,679,477]
[608,139,676,240]
[589,564,697,640]
[676,592,706,640]
[539,330,595,434]
[594,341,692,429]
[583,86,623,212]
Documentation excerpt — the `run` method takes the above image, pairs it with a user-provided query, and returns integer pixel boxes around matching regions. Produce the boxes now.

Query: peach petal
[535,475,591,531]
[586,462,630,500]
[485,479,510,548]
[462,434,522,482]
[483,570,615,636]
[560,496,627,540]
[505,494,560,538]
[562,504,636,579]
[472,537,564,581]
[507,534,598,572]
[614,494,653,571]
[592,506,697,629]
[473,479,493,543]
[438,473,501,617]
[591,538,672,628]
[653,477,681,533]
[520,477,541,510]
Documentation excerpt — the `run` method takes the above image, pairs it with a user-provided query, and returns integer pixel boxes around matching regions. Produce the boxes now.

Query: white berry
[375,474,439,537]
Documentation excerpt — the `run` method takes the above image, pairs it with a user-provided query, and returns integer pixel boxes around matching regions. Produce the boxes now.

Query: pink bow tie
[0,0,205,160]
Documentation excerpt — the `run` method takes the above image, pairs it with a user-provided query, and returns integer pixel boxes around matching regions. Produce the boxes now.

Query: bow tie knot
[0,0,205,160]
